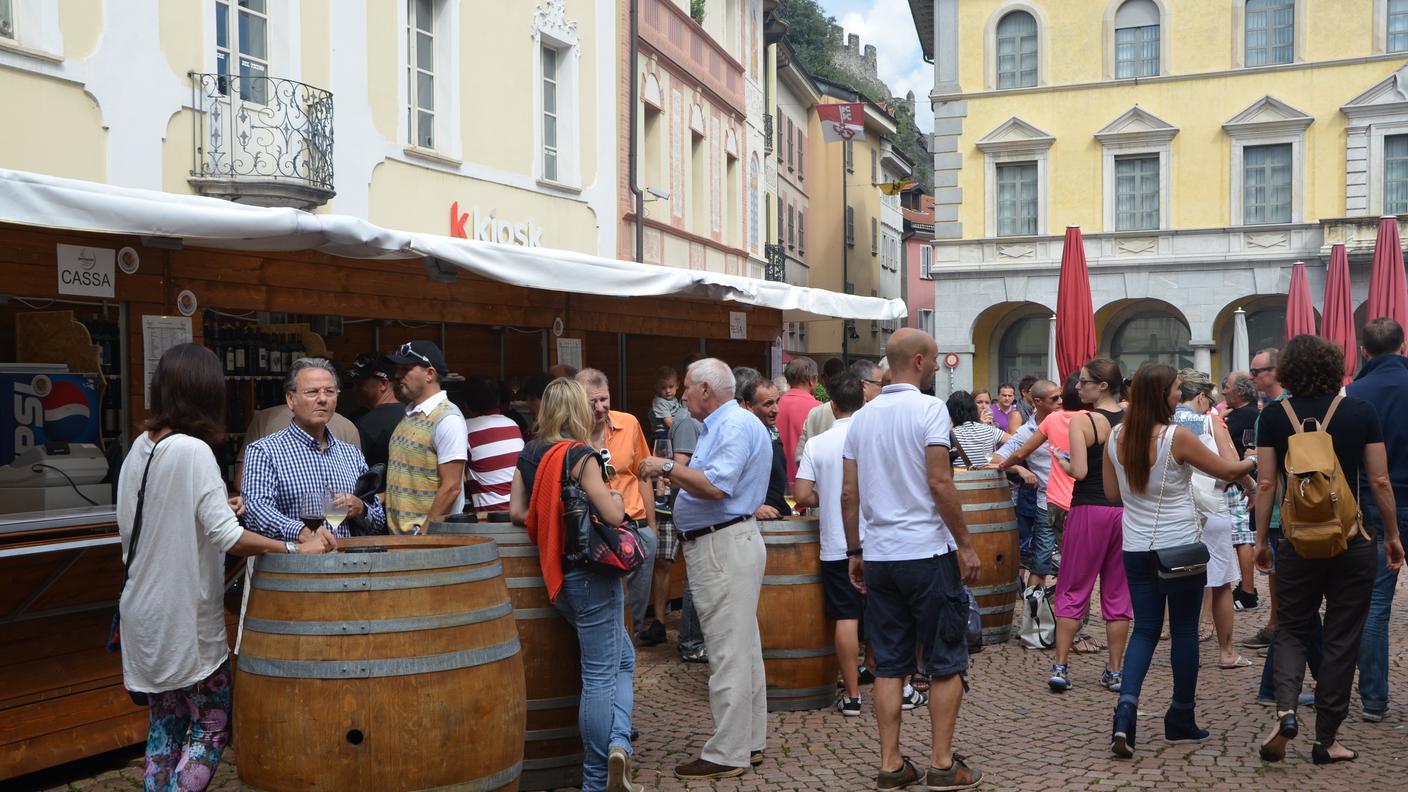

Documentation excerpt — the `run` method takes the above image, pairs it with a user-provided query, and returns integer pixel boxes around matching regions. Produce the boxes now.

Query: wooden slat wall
[624,334,705,431]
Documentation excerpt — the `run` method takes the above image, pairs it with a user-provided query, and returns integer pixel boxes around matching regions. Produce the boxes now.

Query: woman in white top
[1101,364,1253,759]
[946,390,1011,467]
[1170,370,1257,669]
[118,344,330,792]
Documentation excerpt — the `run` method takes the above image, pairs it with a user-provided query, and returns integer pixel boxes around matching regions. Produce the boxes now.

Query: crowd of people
[112,318,1407,791]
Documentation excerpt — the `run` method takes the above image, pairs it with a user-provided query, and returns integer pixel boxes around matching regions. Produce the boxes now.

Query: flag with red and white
[817,102,866,143]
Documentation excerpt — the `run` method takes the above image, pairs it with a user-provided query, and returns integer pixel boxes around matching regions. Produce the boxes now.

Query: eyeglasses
[298,387,339,399]
[861,378,882,387]
[398,342,431,367]
[1249,366,1274,377]
[1077,378,1100,386]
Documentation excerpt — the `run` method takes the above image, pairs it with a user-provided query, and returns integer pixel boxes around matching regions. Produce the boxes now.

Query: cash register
[0,440,113,513]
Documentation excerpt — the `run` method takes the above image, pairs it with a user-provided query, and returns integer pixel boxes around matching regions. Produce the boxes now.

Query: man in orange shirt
[577,368,658,640]
[776,357,821,482]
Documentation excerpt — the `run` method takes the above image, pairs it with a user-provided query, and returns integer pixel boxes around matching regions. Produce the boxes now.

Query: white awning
[0,169,907,323]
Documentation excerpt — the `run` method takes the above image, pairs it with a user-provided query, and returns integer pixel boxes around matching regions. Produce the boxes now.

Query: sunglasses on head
[398,342,431,367]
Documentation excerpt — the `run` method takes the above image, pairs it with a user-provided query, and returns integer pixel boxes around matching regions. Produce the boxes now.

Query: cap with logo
[385,340,448,377]
[344,352,394,382]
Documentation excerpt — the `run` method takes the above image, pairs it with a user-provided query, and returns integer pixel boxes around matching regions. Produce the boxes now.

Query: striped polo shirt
[465,413,524,511]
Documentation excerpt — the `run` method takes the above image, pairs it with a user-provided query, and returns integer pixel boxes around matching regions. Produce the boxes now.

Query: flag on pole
[878,180,916,196]
[818,102,866,143]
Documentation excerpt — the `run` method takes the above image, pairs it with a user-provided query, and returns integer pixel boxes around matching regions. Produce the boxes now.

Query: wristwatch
[284,540,298,554]
[661,461,675,476]
[846,546,863,558]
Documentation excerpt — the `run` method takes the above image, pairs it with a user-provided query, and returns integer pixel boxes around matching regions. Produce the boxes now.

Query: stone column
[1191,341,1214,376]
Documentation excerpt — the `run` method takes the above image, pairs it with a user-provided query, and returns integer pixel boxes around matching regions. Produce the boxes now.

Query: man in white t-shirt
[794,373,868,716]
[841,328,984,791]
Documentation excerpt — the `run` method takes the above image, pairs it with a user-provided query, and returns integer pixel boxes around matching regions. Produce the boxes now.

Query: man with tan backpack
[1251,334,1403,766]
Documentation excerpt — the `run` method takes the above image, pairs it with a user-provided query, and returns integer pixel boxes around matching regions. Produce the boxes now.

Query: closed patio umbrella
[1232,307,1250,374]
[1322,244,1357,384]
[1284,261,1316,340]
[1055,226,1096,379]
[1367,215,1408,332]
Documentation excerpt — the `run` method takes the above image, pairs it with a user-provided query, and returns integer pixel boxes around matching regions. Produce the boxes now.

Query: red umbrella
[1284,261,1316,340]
[1055,225,1096,379]
[1367,215,1408,332]
[1322,244,1357,384]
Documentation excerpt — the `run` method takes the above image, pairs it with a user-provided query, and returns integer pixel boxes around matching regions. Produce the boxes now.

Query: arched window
[1114,0,1160,78]
[998,315,1049,385]
[1246,0,1294,66]
[1110,314,1193,373]
[996,12,1038,89]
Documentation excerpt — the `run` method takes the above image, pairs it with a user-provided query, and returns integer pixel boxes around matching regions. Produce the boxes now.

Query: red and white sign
[943,353,961,369]
[817,102,866,143]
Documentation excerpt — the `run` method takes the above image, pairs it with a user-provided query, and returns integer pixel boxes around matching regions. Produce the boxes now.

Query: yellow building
[907,0,1408,391]
[0,0,617,256]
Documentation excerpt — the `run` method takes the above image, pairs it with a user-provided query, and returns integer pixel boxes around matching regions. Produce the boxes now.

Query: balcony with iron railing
[188,72,335,210]
[764,243,786,281]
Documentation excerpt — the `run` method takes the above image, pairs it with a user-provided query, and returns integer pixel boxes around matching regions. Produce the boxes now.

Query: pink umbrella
[1321,244,1357,384]
[1055,226,1096,379]
[1284,261,1316,340]
[1367,215,1408,332]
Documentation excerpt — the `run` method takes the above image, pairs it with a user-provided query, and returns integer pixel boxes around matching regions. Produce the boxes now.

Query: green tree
[691,0,706,25]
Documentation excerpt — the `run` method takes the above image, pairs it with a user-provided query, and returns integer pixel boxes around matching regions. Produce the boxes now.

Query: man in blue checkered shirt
[242,358,386,541]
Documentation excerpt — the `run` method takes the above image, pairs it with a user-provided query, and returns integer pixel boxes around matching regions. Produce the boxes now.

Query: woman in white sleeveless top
[1172,369,1257,670]
[1101,365,1255,758]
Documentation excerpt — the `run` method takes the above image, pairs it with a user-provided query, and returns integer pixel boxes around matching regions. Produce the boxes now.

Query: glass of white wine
[323,487,348,536]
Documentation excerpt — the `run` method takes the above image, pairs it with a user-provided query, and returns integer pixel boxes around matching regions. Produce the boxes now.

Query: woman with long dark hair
[1253,334,1404,764]
[1051,359,1130,693]
[509,377,640,792]
[1101,364,1253,758]
[947,389,1011,467]
[117,344,330,792]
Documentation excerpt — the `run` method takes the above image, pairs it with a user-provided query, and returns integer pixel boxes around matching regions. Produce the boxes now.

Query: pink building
[902,189,935,336]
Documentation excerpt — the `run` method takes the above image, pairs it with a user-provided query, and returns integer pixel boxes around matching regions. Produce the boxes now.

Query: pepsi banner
[1,372,101,467]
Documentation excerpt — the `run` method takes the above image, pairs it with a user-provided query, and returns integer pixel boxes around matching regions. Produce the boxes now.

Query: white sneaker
[607,746,644,792]
[900,686,928,710]
[837,696,862,716]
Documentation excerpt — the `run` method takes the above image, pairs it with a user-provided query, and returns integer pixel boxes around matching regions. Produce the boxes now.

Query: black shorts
[863,554,970,680]
[822,559,864,620]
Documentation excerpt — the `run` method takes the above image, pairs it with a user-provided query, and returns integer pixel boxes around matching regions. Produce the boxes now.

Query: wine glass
[323,487,348,536]
[1241,429,1257,450]
[298,491,325,539]
[652,438,673,498]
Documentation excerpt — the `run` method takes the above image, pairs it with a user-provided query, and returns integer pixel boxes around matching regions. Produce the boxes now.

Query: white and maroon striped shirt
[465,414,525,511]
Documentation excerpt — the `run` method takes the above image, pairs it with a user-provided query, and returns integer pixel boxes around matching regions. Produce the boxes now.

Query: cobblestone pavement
[20,577,1408,792]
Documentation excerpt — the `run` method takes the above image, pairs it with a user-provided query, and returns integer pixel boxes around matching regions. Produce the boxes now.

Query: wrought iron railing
[764,243,785,282]
[763,113,774,157]
[190,72,334,192]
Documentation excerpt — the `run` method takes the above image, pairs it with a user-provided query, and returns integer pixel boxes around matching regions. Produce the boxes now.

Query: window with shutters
[870,216,878,255]
[920,244,933,278]
[798,212,806,255]
[845,206,855,246]
[1385,134,1408,215]
[845,140,854,172]
[787,204,795,250]
[1114,155,1159,231]
[1243,143,1292,224]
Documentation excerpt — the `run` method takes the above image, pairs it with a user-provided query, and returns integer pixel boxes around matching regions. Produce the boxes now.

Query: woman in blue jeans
[1101,364,1254,757]
[510,377,641,792]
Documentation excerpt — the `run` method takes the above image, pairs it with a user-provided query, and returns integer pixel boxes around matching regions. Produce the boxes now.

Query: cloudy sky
[818,0,934,132]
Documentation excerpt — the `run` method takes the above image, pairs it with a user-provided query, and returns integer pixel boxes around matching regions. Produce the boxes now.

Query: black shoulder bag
[1147,426,1209,579]
[561,443,644,576]
[105,432,180,706]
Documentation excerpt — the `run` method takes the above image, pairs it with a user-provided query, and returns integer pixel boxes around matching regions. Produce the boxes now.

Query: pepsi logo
[41,380,94,442]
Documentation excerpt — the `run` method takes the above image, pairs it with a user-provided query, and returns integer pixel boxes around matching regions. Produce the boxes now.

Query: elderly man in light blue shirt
[639,357,771,780]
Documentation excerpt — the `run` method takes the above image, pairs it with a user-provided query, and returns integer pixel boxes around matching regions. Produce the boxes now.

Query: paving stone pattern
[28,579,1408,792]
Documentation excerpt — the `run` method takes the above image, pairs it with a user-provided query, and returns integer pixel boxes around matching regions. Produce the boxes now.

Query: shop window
[996,11,1038,89]
[1245,0,1294,66]
[1114,0,1160,78]
[996,161,1038,236]
[998,315,1049,385]
[1392,0,1408,52]
[217,0,270,103]
[1243,143,1292,224]
[1110,314,1193,373]
[1385,134,1408,214]
[1114,155,1159,231]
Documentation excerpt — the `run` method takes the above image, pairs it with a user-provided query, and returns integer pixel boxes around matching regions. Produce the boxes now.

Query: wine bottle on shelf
[233,325,248,375]
[270,333,283,375]
[257,330,270,374]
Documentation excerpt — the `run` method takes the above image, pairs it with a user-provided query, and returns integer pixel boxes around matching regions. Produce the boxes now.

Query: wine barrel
[235,535,525,792]
[953,469,1021,645]
[430,520,583,791]
[757,518,837,712]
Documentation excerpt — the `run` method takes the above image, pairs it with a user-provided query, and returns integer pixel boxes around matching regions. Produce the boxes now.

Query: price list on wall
[141,316,192,408]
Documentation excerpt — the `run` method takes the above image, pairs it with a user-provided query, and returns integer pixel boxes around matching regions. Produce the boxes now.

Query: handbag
[1148,426,1209,579]
[965,586,984,653]
[561,443,644,577]
[345,463,387,536]
[105,431,180,707]
[1018,584,1056,649]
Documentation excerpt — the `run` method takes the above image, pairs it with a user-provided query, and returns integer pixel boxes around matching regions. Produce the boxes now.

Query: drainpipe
[630,0,645,264]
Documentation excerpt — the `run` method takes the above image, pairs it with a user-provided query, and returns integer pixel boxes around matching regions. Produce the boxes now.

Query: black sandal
[1259,712,1298,763]
[911,672,931,693]
[1312,743,1358,764]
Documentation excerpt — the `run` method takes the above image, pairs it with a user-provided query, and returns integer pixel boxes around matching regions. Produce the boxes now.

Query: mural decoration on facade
[749,0,761,76]
[749,153,760,253]
[671,89,684,219]
[711,115,722,235]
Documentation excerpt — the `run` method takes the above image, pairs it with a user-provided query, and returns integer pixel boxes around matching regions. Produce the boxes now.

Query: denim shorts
[821,559,864,620]
[863,553,969,680]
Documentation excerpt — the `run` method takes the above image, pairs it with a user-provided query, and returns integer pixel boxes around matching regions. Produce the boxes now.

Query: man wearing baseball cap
[383,341,468,533]
[346,353,403,471]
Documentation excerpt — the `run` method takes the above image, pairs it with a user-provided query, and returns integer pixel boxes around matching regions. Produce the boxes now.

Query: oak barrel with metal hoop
[234,535,525,792]
[430,519,584,791]
[757,517,837,712]
[953,469,1021,645]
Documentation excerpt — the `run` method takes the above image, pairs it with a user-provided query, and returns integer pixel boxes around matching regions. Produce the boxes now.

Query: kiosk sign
[56,244,116,298]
